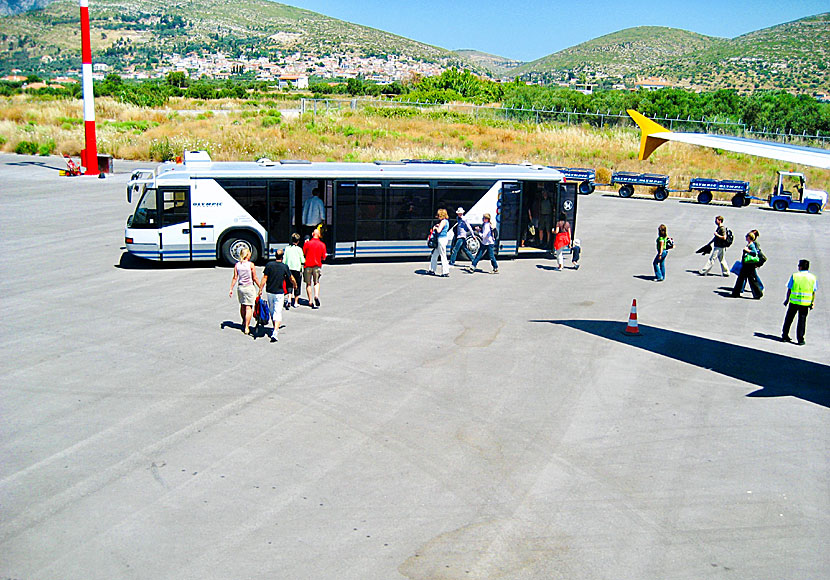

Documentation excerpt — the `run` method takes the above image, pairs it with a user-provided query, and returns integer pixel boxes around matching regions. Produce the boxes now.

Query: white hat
[456,207,465,214]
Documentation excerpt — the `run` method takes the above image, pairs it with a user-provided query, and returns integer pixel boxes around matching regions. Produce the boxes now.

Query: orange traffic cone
[623,299,641,336]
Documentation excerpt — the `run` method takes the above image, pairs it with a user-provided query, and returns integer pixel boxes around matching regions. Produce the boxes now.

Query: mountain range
[1,0,828,93]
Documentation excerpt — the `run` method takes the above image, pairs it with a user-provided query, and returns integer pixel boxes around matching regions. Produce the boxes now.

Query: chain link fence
[300,98,830,146]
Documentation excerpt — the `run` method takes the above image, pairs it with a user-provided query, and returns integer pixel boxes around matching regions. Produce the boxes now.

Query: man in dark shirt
[258,249,296,342]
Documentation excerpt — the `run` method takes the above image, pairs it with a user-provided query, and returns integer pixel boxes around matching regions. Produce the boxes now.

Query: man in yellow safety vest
[782,259,818,346]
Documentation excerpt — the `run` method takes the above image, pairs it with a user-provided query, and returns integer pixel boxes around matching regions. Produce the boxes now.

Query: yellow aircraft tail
[627,109,671,160]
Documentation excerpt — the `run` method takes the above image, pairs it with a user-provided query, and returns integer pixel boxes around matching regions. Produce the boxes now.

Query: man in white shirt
[302,188,326,237]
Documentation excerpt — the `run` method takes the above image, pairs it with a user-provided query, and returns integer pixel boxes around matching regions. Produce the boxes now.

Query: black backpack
[724,229,734,247]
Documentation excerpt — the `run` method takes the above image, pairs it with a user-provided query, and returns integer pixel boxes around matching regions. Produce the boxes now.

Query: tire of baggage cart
[220,232,260,266]
[806,203,820,214]
[578,181,595,195]
[618,184,634,198]
[696,190,713,204]
[772,199,788,211]
[653,186,669,201]
[731,194,748,207]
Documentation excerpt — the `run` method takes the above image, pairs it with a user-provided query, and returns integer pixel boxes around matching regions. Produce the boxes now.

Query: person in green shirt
[283,233,305,309]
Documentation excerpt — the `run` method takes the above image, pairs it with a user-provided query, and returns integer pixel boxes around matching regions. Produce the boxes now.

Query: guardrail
[300,98,830,145]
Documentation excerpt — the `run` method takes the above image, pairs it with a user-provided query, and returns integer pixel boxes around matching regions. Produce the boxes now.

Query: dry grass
[1,95,827,199]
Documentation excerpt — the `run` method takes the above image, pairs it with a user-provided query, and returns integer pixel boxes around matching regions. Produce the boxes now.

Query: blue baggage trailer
[690,178,752,206]
[549,167,597,194]
[611,171,671,201]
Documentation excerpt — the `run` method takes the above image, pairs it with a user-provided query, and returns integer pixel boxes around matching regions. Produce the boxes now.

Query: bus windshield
[130,188,158,228]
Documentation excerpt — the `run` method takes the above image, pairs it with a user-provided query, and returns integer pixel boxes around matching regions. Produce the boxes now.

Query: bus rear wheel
[619,184,634,198]
[697,190,713,204]
[221,232,260,266]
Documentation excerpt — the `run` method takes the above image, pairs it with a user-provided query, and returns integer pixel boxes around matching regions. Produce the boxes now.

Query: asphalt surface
[1,153,828,580]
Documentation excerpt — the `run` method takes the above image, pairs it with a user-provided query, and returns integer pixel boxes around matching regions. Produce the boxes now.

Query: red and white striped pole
[79,0,98,175]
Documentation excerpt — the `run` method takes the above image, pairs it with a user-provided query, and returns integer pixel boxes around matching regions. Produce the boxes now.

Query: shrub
[15,140,38,154]
[261,115,281,128]
[38,139,56,156]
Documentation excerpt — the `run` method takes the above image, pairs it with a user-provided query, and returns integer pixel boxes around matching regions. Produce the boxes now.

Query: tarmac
[1,153,828,580]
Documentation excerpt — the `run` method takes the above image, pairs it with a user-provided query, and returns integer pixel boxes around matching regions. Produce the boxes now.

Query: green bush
[261,115,281,127]
[0,135,7,145]
[14,140,38,154]
[37,139,55,156]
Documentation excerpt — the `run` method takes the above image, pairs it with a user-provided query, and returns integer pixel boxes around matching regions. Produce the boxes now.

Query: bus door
[557,181,578,236]
[159,186,191,261]
[497,182,521,256]
[333,181,357,258]
[267,180,292,256]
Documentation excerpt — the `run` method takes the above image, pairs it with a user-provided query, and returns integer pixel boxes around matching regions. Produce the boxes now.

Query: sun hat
[456,207,465,214]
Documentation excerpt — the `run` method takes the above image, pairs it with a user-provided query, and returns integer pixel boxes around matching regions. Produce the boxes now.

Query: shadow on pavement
[530,319,830,408]
[114,252,218,270]
[633,274,656,281]
[5,160,65,171]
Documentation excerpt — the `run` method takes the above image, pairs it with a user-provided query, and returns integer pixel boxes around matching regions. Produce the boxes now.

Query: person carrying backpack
[699,215,731,276]
[257,249,296,342]
[467,213,499,274]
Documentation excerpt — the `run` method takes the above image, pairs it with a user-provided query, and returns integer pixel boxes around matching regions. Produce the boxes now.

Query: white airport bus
[124,151,576,264]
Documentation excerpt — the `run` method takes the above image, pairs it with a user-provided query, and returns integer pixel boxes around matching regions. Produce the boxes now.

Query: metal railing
[299,98,830,146]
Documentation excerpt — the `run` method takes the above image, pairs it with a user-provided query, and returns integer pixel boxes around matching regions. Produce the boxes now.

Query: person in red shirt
[302,228,327,309]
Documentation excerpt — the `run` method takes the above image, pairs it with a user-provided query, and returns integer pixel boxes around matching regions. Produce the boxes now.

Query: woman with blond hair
[228,247,260,334]
[731,230,763,299]
[429,208,450,276]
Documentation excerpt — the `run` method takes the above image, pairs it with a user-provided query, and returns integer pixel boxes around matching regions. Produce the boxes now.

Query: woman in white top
[429,208,450,277]
[228,247,260,335]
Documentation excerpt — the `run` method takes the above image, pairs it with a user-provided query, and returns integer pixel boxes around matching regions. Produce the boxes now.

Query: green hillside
[0,0,468,75]
[647,13,830,92]
[451,49,524,78]
[513,27,723,85]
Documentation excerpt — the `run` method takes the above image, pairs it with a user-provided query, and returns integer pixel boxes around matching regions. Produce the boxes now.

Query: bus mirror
[127,186,132,204]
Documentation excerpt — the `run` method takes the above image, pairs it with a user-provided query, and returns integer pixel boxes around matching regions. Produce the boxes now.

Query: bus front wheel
[221,232,260,266]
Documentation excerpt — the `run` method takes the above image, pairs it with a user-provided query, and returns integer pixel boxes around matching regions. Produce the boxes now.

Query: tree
[166,71,188,88]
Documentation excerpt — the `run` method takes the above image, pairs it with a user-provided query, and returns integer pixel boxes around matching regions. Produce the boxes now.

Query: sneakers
[781,335,792,343]
[797,339,806,346]
[271,334,279,342]
[314,297,320,307]
[491,268,499,274]
[573,263,580,270]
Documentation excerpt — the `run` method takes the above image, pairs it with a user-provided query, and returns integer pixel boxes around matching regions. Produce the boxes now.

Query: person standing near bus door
[468,213,499,274]
[303,228,327,308]
[653,224,669,282]
[449,207,475,267]
[228,247,259,335]
[284,233,304,309]
[302,188,325,238]
[538,189,553,249]
[552,212,571,271]
[257,249,296,342]
[429,208,450,277]
[781,259,817,345]
[699,215,730,276]
[571,238,581,270]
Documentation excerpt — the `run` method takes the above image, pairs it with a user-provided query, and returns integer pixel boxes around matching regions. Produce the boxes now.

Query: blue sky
[281,0,828,62]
